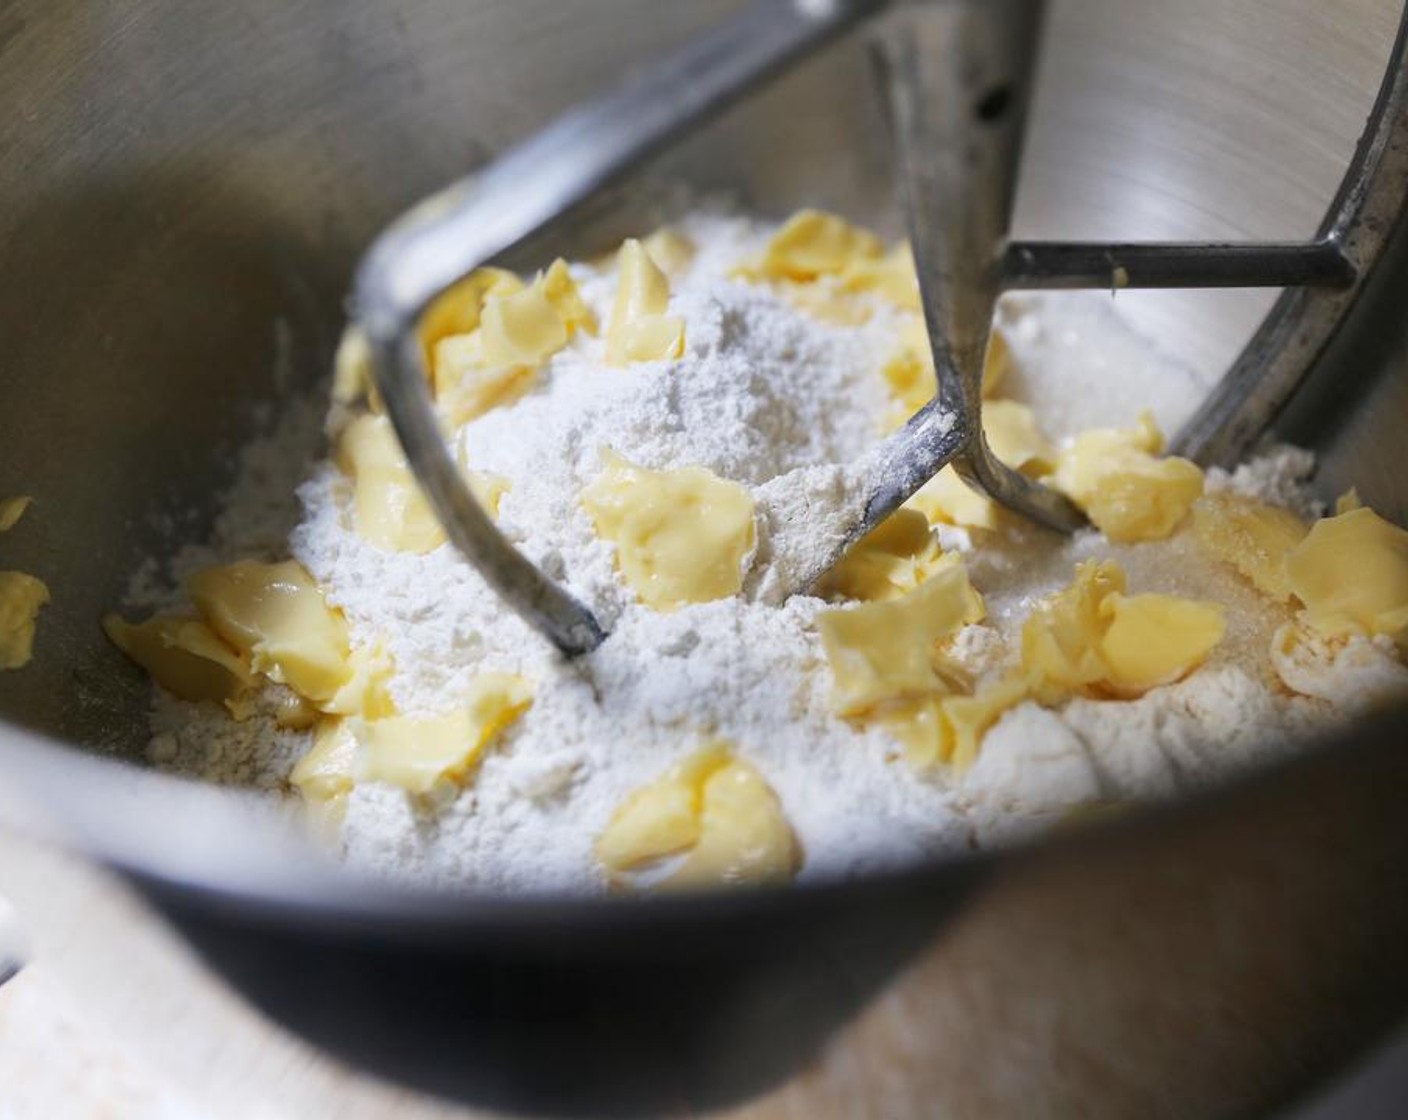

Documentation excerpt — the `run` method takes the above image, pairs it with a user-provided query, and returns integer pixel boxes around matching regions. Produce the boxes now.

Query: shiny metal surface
[875,0,1088,548]
[0,0,1397,885]
[355,0,1406,653]
[0,0,1405,1111]
[0,0,1398,902]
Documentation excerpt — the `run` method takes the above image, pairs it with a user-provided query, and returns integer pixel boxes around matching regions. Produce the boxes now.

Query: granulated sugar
[127,209,1408,893]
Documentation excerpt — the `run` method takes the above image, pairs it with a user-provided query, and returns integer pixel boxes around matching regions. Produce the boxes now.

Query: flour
[125,208,1406,894]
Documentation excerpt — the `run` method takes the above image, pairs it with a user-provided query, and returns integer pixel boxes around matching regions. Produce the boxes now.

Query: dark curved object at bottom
[138,702,1408,1118]
[143,863,982,1116]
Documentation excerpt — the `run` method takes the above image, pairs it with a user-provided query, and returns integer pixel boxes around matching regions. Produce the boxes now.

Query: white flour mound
[130,209,1407,894]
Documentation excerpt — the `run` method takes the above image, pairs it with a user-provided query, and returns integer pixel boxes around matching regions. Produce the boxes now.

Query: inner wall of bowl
[0,0,1398,764]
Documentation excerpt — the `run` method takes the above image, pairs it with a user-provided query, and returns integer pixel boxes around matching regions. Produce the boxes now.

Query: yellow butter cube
[1051,413,1203,541]
[906,466,1000,532]
[753,209,883,281]
[479,285,569,369]
[356,672,533,794]
[597,744,799,889]
[273,692,322,730]
[1021,559,1127,702]
[881,339,936,417]
[1097,593,1226,696]
[103,612,256,707]
[1021,560,1225,700]
[943,677,1030,771]
[357,712,473,794]
[337,414,449,554]
[982,329,1012,397]
[418,267,524,358]
[540,258,598,336]
[330,327,379,410]
[1191,492,1307,602]
[188,560,351,705]
[338,414,511,553]
[883,320,1010,420]
[838,241,921,311]
[1287,507,1408,646]
[880,674,1029,772]
[816,508,946,602]
[596,746,728,872]
[467,469,511,518]
[642,227,696,275]
[433,332,539,424]
[606,239,683,366]
[0,496,33,533]
[290,718,358,804]
[615,314,686,363]
[664,757,800,890]
[0,572,49,671]
[983,399,1056,477]
[818,558,984,716]
[339,416,443,551]
[321,639,397,719]
[582,450,756,611]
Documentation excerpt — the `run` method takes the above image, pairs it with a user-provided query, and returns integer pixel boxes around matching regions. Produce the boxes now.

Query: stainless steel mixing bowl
[2,1,1407,1115]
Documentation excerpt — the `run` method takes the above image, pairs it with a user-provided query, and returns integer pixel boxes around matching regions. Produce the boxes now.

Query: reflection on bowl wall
[1,1,1406,1116]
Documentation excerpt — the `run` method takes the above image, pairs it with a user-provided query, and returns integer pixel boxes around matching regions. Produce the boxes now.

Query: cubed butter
[539,259,598,336]
[981,329,1012,397]
[881,338,936,417]
[273,692,322,731]
[879,674,1029,772]
[816,508,946,602]
[1022,559,1225,700]
[614,315,686,364]
[751,209,883,281]
[290,718,358,804]
[330,327,380,411]
[103,613,257,707]
[188,560,351,704]
[582,450,756,611]
[338,416,509,554]
[605,239,685,365]
[906,466,999,532]
[0,572,50,671]
[1051,413,1203,541]
[479,285,569,369]
[642,227,696,275]
[0,496,33,533]
[818,557,984,716]
[597,743,800,889]
[1287,506,1408,646]
[1191,492,1307,602]
[838,241,921,311]
[882,319,1011,420]
[337,414,447,554]
[321,639,397,720]
[983,399,1056,477]
[1097,593,1226,696]
[433,333,539,424]
[356,672,533,794]
[596,745,728,872]
[1021,559,1127,701]
[418,267,524,358]
[664,757,800,889]
[467,469,511,518]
